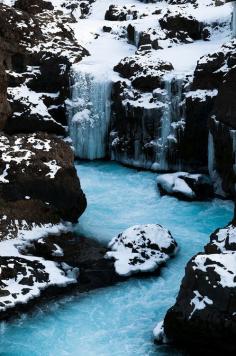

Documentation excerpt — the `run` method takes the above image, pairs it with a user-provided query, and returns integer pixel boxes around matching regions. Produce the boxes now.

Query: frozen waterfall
[110,74,185,172]
[156,75,185,171]
[233,1,236,37]
[68,65,112,160]
[208,132,226,197]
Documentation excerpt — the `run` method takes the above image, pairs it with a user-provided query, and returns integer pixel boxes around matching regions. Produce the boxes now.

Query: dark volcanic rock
[114,54,173,91]
[160,9,203,41]
[14,0,54,14]
[22,233,122,292]
[157,172,214,201]
[0,132,86,222]
[163,218,236,354]
[0,2,88,134]
[180,40,236,198]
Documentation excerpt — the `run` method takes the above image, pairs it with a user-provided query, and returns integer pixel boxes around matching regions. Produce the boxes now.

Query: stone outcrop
[0,231,123,320]
[157,172,214,201]
[161,215,236,354]
[183,40,236,198]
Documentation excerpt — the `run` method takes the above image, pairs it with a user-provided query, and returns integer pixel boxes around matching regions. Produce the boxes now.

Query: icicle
[208,131,226,197]
[155,75,185,171]
[68,67,112,160]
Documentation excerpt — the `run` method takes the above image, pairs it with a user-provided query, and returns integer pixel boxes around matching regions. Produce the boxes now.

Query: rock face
[183,40,236,198]
[106,224,177,277]
[107,0,236,199]
[0,1,88,134]
[162,219,236,353]
[0,0,88,318]
[157,172,214,201]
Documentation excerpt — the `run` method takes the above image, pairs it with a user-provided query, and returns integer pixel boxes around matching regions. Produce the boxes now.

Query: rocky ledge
[157,212,236,354]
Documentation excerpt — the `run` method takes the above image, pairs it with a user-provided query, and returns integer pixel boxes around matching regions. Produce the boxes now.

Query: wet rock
[22,233,122,293]
[157,172,214,201]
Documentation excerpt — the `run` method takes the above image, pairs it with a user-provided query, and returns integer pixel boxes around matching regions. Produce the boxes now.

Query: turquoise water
[0,161,233,356]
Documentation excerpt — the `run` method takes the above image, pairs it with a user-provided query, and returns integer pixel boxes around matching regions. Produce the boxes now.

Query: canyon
[0,0,235,355]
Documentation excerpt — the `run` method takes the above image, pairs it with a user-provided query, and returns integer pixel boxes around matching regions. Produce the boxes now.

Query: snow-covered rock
[162,219,236,353]
[159,8,203,41]
[157,172,214,200]
[106,224,177,277]
[0,132,86,223]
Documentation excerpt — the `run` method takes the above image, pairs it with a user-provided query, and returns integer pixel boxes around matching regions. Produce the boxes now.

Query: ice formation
[68,66,112,159]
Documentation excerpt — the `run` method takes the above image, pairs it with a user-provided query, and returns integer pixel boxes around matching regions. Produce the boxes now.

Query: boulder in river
[157,172,214,201]
[158,219,236,354]
[106,224,177,277]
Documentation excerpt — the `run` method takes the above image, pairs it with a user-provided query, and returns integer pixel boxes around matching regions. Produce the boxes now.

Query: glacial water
[0,161,233,356]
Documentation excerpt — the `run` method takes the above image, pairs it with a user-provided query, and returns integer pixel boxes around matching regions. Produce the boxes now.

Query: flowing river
[0,161,233,356]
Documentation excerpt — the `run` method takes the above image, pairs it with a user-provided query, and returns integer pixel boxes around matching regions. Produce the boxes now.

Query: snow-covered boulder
[106,224,177,277]
[157,172,214,201]
[0,227,122,319]
[162,220,236,353]
[153,321,169,344]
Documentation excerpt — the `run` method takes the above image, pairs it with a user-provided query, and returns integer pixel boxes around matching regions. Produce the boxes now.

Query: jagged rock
[157,172,214,201]
[106,224,177,276]
[205,222,236,254]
